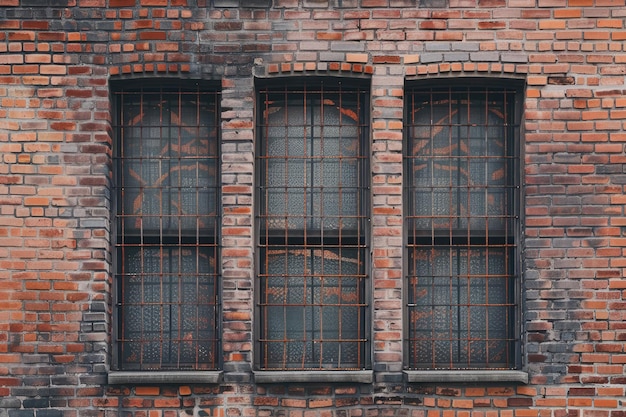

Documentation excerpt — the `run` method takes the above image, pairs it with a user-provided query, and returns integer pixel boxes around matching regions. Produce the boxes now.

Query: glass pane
[120,246,216,369]
[120,93,217,234]
[408,93,511,231]
[260,248,363,369]
[262,97,361,232]
[408,246,511,368]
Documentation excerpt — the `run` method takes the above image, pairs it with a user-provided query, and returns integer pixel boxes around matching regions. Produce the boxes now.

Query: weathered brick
[0,1,625,417]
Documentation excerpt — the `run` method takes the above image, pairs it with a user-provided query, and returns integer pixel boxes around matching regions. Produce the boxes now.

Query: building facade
[1,0,625,416]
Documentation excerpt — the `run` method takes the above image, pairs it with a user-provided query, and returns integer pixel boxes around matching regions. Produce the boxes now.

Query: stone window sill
[108,371,222,385]
[404,370,528,384]
[253,370,373,384]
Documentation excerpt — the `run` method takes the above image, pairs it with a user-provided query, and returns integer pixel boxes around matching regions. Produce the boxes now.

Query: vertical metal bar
[140,89,147,368]
[483,90,490,367]
[305,85,312,368]
[193,91,197,367]
[175,89,182,368]
[317,87,324,367]
[118,91,126,367]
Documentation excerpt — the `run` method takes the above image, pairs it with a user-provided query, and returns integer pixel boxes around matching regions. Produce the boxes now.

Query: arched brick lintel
[405,61,530,79]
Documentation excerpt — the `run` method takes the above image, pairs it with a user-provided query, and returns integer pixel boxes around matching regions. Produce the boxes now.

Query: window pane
[407,247,513,368]
[408,90,513,234]
[261,92,364,232]
[259,248,365,369]
[120,246,217,369]
[406,85,519,370]
[120,91,218,234]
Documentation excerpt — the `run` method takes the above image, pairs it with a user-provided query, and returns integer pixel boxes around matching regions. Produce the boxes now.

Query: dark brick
[508,398,534,407]
[36,410,62,417]
[569,388,596,396]
[20,0,68,5]
[22,399,50,409]
[9,412,34,417]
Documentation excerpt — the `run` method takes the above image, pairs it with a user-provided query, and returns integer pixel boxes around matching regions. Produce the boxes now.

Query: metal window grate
[405,85,520,370]
[112,84,220,371]
[257,80,369,370]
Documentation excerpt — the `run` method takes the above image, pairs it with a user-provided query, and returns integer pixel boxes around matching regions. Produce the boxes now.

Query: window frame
[403,78,526,381]
[254,77,372,377]
[109,79,222,379]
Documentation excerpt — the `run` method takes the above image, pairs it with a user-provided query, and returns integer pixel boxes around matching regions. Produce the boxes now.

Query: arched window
[405,82,522,370]
[112,81,220,371]
[257,79,370,370]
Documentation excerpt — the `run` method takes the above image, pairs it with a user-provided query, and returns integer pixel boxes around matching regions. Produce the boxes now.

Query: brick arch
[255,60,528,80]
[257,61,375,78]
[405,61,529,78]
[108,63,194,77]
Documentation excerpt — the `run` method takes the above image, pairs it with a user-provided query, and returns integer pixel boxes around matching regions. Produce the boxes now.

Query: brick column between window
[371,71,404,379]
[220,76,255,381]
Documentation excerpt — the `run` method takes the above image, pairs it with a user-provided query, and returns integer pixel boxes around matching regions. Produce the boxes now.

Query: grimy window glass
[257,79,369,370]
[405,85,520,370]
[113,83,220,371]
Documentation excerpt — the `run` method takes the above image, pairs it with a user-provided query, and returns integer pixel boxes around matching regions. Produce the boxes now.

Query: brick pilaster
[220,75,255,381]
[370,70,404,379]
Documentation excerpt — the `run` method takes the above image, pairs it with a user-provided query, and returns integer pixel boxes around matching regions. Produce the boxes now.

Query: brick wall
[1,1,626,416]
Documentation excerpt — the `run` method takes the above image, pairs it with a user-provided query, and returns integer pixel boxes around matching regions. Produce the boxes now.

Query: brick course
[1,0,626,416]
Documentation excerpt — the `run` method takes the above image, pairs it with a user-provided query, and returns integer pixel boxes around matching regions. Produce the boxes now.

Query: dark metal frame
[404,80,524,370]
[255,78,371,371]
[111,80,221,371]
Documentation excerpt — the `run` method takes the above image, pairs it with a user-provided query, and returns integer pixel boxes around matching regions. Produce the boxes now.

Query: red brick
[109,0,135,5]
[139,31,167,40]
[0,2,625,417]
